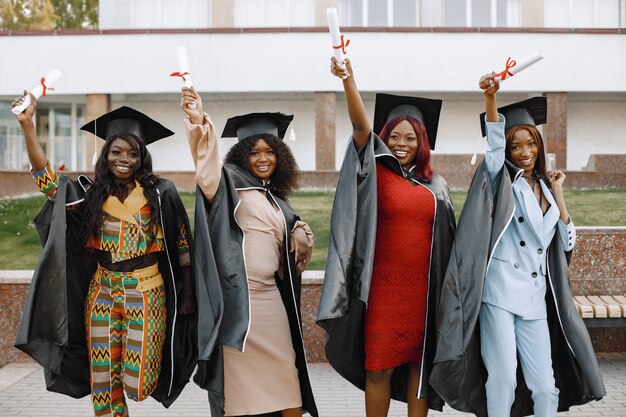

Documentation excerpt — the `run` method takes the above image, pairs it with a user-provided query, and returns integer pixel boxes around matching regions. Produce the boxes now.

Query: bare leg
[281,406,302,417]
[407,363,428,417]
[365,368,395,417]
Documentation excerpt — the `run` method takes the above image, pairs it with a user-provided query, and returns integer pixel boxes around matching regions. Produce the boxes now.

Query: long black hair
[224,133,299,200]
[82,134,160,244]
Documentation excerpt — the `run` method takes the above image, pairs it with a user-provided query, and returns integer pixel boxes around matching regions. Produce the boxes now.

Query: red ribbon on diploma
[170,71,190,82]
[496,57,517,80]
[40,77,55,96]
[333,34,351,55]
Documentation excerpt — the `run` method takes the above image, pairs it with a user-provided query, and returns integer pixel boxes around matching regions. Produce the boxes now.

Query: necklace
[522,174,548,214]
[111,180,135,202]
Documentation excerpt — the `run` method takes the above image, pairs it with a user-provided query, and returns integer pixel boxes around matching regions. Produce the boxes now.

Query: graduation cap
[222,112,294,142]
[373,93,442,150]
[80,106,174,144]
[479,96,547,137]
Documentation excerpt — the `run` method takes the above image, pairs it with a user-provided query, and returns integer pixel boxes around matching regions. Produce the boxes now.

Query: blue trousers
[480,303,559,417]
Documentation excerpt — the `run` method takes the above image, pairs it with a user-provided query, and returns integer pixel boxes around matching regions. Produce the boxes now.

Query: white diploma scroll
[175,45,196,110]
[496,51,543,82]
[12,69,61,115]
[327,7,347,70]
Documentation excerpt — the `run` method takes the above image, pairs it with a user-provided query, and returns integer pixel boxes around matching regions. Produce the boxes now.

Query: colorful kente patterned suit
[32,163,190,417]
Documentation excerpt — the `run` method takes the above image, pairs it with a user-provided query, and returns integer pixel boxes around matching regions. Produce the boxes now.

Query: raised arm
[181,86,222,202]
[481,72,500,124]
[13,92,47,171]
[479,72,505,189]
[12,91,61,199]
[331,58,371,149]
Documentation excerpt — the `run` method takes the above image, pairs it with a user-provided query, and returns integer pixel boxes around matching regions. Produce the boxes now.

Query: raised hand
[12,90,37,125]
[180,86,204,124]
[479,72,500,96]
[330,57,351,80]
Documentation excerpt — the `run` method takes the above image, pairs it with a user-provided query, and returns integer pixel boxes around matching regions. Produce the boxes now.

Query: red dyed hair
[378,115,433,181]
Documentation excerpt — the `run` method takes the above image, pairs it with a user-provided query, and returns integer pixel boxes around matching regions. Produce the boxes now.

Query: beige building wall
[522,0,545,27]
[212,0,234,28]
[315,0,339,26]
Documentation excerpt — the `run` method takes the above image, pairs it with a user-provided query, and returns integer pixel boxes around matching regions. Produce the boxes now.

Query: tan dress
[185,114,307,416]
[223,190,302,415]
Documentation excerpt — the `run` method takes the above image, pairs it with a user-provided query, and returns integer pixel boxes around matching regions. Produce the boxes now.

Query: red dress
[364,161,435,371]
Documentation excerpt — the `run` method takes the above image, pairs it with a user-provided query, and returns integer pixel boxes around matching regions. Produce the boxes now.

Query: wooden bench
[574,295,626,328]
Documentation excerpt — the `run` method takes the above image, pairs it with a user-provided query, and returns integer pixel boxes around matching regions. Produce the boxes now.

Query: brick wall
[1,227,623,368]
[2,154,625,198]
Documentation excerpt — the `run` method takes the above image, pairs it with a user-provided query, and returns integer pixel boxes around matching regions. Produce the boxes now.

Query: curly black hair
[82,133,160,244]
[224,133,300,200]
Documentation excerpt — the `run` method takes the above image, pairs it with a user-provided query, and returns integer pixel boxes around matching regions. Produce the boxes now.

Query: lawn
[1,189,624,270]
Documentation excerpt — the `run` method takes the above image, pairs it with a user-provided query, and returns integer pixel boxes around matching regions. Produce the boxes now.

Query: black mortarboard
[221,112,294,142]
[479,96,547,137]
[80,106,174,144]
[373,93,442,150]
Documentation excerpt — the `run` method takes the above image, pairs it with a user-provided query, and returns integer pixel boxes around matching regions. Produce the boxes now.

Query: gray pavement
[0,354,624,417]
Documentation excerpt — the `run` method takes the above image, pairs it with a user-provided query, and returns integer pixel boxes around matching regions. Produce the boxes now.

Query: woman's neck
[111,179,136,202]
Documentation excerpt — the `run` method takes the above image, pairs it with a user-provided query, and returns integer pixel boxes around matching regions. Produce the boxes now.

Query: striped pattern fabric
[85,265,166,417]
[30,164,191,267]
[98,206,166,263]
[86,184,190,266]
[31,162,59,196]
[177,222,191,267]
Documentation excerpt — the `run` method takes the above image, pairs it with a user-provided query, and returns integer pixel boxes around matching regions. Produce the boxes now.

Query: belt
[96,262,163,292]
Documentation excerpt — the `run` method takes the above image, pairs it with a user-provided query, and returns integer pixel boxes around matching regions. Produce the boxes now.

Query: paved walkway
[0,354,624,417]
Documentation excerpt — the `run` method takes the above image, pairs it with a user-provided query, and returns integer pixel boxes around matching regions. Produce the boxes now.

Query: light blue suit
[481,115,576,417]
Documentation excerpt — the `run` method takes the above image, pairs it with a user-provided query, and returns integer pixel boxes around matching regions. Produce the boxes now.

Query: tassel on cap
[288,127,296,142]
[91,118,98,165]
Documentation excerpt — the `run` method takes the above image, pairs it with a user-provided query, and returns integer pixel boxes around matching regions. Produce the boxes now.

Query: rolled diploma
[177,46,196,109]
[12,69,61,115]
[499,51,543,82]
[327,8,346,69]
[176,46,193,88]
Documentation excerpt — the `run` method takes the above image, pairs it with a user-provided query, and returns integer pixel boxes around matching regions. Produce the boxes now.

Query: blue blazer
[482,115,575,319]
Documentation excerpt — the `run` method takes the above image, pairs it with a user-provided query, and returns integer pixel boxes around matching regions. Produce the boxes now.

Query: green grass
[0,196,48,269]
[1,189,624,271]
[290,191,335,270]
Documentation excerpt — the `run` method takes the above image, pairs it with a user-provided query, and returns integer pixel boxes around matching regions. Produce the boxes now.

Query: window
[234,0,315,27]
[0,104,27,170]
[545,0,623,28]
[422,0,521,27]
[339,0,418,26]
[0,103,86,171]
[99,0,211,29]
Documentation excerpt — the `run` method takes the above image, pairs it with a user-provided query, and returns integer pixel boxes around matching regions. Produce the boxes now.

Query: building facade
[0,0,625,176]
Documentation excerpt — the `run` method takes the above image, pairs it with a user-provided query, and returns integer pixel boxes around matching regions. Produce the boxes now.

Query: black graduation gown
[14,175,198,407]
[193,163,318,417]
[429,160,606,416]
[316,132,456,410]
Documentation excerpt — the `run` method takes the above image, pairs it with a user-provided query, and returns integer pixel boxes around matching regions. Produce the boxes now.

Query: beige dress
[222,189,302,415]
[185,114,308,416]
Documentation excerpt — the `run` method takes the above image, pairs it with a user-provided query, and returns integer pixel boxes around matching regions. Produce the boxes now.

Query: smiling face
[509,127,539,176]
[247,138,276,181]
[107,138,139,183]
[386,119,418,170]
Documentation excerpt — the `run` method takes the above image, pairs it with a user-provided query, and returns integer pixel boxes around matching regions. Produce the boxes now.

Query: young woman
[316,58,455,417]
[430,73,605,416]
[13,93,197,417]
[181,87,318,417]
